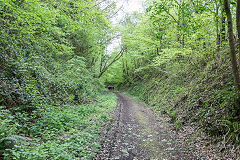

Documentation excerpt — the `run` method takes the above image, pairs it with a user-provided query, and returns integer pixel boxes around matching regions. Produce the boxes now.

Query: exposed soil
[96,93,199,159]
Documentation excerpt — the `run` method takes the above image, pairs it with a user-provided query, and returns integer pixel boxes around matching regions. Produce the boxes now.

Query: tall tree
[237,0,240,67]
[221,8,226,43]
[224,0,240,89]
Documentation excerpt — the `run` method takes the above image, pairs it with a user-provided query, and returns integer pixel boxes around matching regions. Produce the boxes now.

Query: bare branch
[98,48,125,78]
[109,5,124,18]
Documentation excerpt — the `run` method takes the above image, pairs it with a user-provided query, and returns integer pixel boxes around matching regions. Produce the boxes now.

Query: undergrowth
[0,93,117,159]
[124,49,240,148]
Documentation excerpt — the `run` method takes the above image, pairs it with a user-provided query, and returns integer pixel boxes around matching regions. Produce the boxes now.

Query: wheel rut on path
[97,93,197,160]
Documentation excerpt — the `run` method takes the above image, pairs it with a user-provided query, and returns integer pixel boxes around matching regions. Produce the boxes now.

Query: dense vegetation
[1,0,240,159]
[0,0,118,159]
[106,0,240,151]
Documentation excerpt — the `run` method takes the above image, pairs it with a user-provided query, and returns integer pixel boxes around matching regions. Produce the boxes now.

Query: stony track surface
[96,93,197,160]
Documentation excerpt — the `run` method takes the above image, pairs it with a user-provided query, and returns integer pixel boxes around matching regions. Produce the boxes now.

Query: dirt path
[97,93,197,160]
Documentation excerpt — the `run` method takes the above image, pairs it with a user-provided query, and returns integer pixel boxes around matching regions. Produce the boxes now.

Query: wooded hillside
[106,0,240,154]
[0,0,118,159]
[1,0,240,159]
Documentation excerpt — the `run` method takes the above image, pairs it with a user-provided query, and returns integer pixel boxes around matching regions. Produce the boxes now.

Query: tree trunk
[221,9,226,43]
[237,0,240,68]
[124,60,127,76]
[224,0,240,89]
[216,3,220,50]
[220,0,226,44]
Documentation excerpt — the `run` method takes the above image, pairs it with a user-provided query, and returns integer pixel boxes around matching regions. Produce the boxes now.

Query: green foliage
[170,111,177,123]
[1,93,117,159]
[0,0,118,158]
[0,107,16,144]
[0,0,114,108]
[221,120,240,144]
[126,49,240,145]
[101,58,125,85]
[114,0,240,147]
[175,120,182,131]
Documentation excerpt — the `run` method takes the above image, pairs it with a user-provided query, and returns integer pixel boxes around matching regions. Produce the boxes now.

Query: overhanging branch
[98,48,125,78]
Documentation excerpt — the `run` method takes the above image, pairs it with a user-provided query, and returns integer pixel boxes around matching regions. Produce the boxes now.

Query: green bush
[1,93,117,159]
